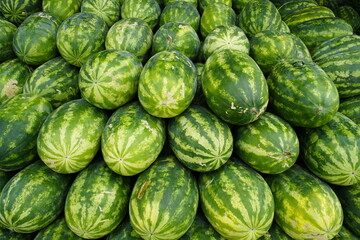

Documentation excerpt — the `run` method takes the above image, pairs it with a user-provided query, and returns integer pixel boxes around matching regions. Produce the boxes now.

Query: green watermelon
[105,18,153,62]
[301,112,360,186]
[22,56,79,108]
[266,165,343,239]
[0,226,34,240]
[267,59,339,128]
[339,96,360,125]
[34,217,83,240]
[138,51,197,118]
[0,94,52,171]
[278,0,318,18]
[0,171,12,191]
[199,158,274,240]
[42,0,81,21]
[0,19,16,62]
[199,0,232,12]
[238,0,282,38]
[81,0,121,27]
[102,101,166,176]
[283,6,335,28]
[65,159,131,239]
[258,222,292,240]
[333,226,359,239]
[0,160,72,233]
[0,0,42,25]
[202,25,250,60]
[200,3,236,38]
[107,217,142,240]
[79,50,143,110]
[0,58,32,105]
[121,0,161,29]
[152,22,200,60]
[37,99,108,174]
[129,155,199,240]
[56,12,108,67]
[202,49,268,125]
[159,1,200,31]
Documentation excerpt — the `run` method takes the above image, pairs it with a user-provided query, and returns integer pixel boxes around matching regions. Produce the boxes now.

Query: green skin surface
[283,6,335,28]
[0,161,73,233]
[199,0,232,12]
[23,56,79,108]
[0,0,42,25]
[333,226,359,239]
[0,19,16,62]
[42,0,82,21]
[0,171,12,191]
[258,222,292,240]
[164,0,197,8]
[337,6,360,32]
[107,217,142,240]
[0,94,52,171]
[278,0,318,18]
[267,165,343,240]
[65,159,131,239]
[34,217,83,240]
[339,96,360,125]
[81,0,121,27]
[129,155,199,240]
[0,226,35,240]
[121,0,161,29]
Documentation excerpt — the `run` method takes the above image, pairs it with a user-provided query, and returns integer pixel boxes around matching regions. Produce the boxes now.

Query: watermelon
[42,0,81,21]
[0,171,12,191]
[121,0,161,29]
[278,0,319,18]
[200,3,236,38]
[79,50,143,110]
[202,49,268,125]
[105,18,153,62]
[0,160,72,233]
[138,51,197,118]
[152,22,200,60]
[65,159,131,239]
[238,0,282,38]
[37,99,108,174]
[0,0,42,25]
[283,6,335,28]
[199,0,232,12]
[0,94,52,171]
[102,101,166,176]
[56,12,108,67]
[0,19,16,62]
[199,158,274,240]
[0,226,34,239]
[267,59,339,128]
[333,226,359,239]
[22,56,79,108]
[81,0,121,27]
[0,58,32,105]
[301,112,360,186]
[266,165,343,239]
[258,222,292,240]
[159,1,200,31]
[202,25,250,60]
[339,96,360,125]
[34,217,83,240]
[107,217,142,240]
[129,155,199,240]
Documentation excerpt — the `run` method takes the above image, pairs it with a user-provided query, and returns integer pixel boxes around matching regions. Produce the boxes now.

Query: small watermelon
[0,0,42,25]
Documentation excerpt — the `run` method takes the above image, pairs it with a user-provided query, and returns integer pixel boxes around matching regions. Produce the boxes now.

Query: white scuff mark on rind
[230,102,236,109]
[180,83,185,98]
[141,120,156,134]
[98,219,110,223]
[162,92,178,105]
[99,206,103,212]
[178,25,186,29]
[56,89,62,94]
[101,191,115,194]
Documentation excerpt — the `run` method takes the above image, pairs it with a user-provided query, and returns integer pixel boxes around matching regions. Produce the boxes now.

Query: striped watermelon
[238,0,282,38]
[199,0,232,12]
[200,3,236,38]
[42,0,82,21]
[266,165,343,239]
[65,159,131,239]
[283,6,335,28]
[105,18,153,62]
[301,112,360,186]
[0,0,42,25]
[336,6,360,32]
[0,19,16,62]
[202,25,250,60]
[0,226,34,239]
[152,22,200,60]
[278,0,319,18]
[339,96,360,125]
[334,226,359,239]
[138,51,197,118]
[102,101,166,176]
[56,12,108,67]
[0,94,52,171]
[267,59,339,128]
[34,217,82,240]
[22,56,79,108]
[258,222,292,240]
[0,58,32,105]
[159,1,200,31]
[0,160,72,233]
[37,99,108,174]
[107,217,142,240]
[202,49,268,125]
[234,112,299,174]
[79,50,143,110]
[121,0,161,29]
[0,170,12,191]
[129,155,199,240]
[168,105,233,172]
[81,0,121,27]
[199,158,274,240]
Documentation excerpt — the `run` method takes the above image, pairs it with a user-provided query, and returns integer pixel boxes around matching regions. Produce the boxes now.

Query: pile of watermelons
[0,0,359,239]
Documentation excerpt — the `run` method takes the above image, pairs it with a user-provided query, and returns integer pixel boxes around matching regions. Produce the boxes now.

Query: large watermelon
[339,96,360,125]
[0,94,52,171]
[34,217,83,240]
[42,0,82,21]
[0,19,16,62]
[0,160,72,233]
[0,0,42,25]
[266,165,343,239]
[121,0,161,29]
[37,99,108,174]
[129,155,199,240]
[81,0,121,27]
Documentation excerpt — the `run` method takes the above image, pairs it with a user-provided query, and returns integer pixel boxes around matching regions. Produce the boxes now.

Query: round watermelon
[0,0,42,25]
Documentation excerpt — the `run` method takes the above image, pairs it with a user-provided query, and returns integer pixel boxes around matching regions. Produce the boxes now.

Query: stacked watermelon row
[0,0,360,239]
